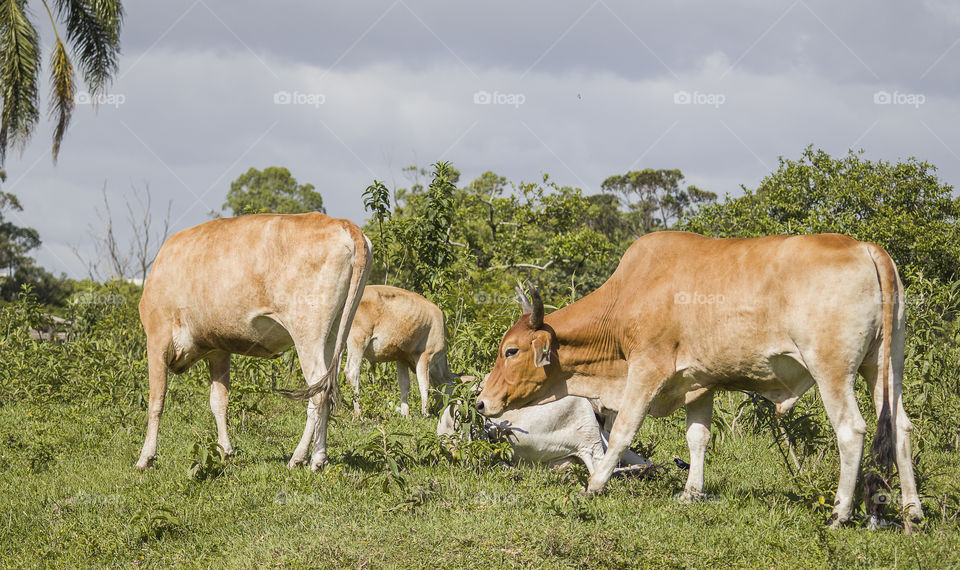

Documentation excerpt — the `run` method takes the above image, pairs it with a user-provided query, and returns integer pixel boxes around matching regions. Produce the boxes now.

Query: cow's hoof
[906,503,924,524]
[287,457,306,470]
[581,485,603,498]
[310,458,328,472]
[826,512,848,530]
[218,446,235,460]
[678,491,705,504]
[353,402,362,417]
[135,456,155,470]
[400,404,410,418]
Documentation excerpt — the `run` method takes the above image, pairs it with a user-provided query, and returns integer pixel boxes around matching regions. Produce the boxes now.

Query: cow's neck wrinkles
[545,292,624,383]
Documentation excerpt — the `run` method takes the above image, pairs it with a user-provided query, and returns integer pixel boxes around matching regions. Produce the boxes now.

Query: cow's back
[593,232,885,352]
[140,213,362,359]
[359,286,445,361]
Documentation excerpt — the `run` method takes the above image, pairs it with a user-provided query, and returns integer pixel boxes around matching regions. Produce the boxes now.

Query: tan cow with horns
[135,213,371,472]
[475,231,922,529]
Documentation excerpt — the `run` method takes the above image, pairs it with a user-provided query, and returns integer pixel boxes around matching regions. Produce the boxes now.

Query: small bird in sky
[672,455,690,470]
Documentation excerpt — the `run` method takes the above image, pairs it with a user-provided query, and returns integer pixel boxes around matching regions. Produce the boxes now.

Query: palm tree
[0,0,123,164]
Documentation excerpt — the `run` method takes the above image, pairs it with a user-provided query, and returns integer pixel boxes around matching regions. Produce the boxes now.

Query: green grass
[1,375,958,569]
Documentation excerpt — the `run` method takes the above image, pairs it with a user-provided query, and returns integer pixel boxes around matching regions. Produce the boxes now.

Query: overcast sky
[5,0,960,278]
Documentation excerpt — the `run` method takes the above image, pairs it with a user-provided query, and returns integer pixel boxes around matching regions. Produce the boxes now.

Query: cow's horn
[525,280,543,328]
[516,285,533,315]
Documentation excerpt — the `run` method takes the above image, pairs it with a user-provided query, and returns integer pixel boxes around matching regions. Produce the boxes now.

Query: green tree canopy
[0,172,68,303]
[601,168,717,235]
[223,166,325,216]
[0,189,39,272]
[682,147,960,286]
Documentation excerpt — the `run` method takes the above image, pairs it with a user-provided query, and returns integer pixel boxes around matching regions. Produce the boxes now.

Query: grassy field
[1,367,958,570]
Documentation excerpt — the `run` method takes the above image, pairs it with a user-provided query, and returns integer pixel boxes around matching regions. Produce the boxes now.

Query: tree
[601,168,716,234]
[0,0,124,163]
[0,190,39,275]
[222,166,325,216]
[75,183,171,283]
[682,147,960,286]
[362,179,390,282]
[0,170,70,304]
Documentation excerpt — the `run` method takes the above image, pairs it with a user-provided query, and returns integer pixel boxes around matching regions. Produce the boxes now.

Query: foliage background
[1,148,959,566]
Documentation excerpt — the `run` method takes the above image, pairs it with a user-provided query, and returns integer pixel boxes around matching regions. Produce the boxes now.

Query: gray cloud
[4,0,959,277]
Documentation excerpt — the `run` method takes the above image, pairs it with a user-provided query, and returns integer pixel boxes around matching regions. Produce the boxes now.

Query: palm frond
[54,0,122,96]
[48,35,74,161]
[0,0,41,163]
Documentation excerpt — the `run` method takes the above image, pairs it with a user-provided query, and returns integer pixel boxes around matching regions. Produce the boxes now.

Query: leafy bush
[0,282,145,407]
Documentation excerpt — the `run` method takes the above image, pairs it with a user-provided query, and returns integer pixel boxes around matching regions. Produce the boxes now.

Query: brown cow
[135,213,371,472]
[476,231,922,528]
[344,285,453,417]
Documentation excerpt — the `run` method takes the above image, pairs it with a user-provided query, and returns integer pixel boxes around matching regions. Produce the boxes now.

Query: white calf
[438,395,650,474]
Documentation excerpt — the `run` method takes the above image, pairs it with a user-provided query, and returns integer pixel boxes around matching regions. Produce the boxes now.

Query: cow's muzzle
[474,395,502,417]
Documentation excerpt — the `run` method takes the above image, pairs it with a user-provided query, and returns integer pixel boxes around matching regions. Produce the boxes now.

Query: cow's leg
[289,399,318,469]
[415,354,433,417]
[344,344,363,417]
[309,392,332,471]
[602,411,617,433]
[208,351,234,458]
[862,357,923,524]
[287,312,341,470]
[578,438,606,476]
[290,357,338,470]
[586,360,668,495]
[892,397,922,523]
[306,332,340,471]
[817,371,867,528]
[397,363,411,418]
[680,391,714,502]
[136,338,170,470]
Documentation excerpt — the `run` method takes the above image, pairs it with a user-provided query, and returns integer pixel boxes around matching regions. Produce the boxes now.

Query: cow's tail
[276,224,372,405]
[863,243,899,520]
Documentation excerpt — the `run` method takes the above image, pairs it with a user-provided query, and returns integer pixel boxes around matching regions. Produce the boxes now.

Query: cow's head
[475,282,557,417]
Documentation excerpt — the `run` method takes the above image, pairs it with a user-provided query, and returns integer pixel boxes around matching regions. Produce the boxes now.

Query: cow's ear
[531,330,552,368]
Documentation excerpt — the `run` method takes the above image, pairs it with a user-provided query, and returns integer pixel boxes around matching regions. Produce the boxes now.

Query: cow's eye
[504,347,519,358]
